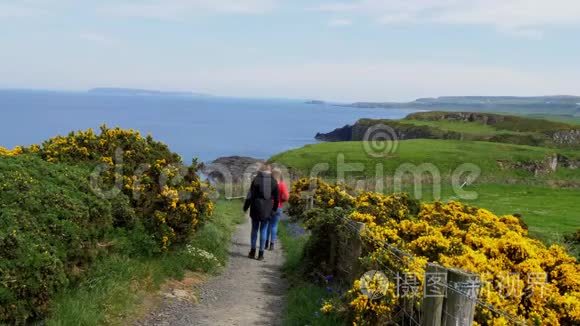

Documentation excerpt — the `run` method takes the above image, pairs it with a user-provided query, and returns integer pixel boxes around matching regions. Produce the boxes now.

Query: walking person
[266,168,289,251]
[243,164,279,261]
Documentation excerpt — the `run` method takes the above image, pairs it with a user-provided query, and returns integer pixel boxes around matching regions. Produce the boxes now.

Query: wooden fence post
[422,263,448,326]
[329,232,337,272]
[442,268,480,326]
[337,220,365,281]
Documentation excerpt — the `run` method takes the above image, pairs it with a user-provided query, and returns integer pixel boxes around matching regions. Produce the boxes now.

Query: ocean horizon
[0,89,417,162]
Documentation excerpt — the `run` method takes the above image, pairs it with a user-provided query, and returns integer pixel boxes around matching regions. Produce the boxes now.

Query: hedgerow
[0,126,214,323]
[290,178,580,326]
[0,155,135,322]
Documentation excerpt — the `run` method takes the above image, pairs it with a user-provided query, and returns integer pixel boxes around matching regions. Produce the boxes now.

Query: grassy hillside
[317,111,580,149]
[271,139,580,248]
[400,111,580,148]
[272,139,580,182]
[405,111,576,133]
[399,119,503,136]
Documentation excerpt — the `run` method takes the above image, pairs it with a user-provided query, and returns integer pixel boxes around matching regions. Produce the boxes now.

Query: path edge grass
[279,220,345,326]
[46,200,245,326]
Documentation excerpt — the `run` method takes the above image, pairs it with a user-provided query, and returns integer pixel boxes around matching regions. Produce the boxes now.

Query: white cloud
[310,0,580,37]
[101,0,277,19]
[328,18,352,27]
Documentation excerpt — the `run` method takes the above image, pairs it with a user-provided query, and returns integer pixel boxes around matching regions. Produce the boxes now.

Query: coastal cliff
[315,112,580,147]
[315,118,461,142]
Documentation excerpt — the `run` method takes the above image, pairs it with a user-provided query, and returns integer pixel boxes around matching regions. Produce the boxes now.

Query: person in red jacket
[266,168,289,251]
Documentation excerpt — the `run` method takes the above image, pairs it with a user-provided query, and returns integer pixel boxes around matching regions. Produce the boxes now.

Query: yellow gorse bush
[288,177,355,217]
[2,125,213,249]
[0,145,39,157]
[347,276,396,325]
[0,146,23,156]
[368,201,579,325]
[290,178,580,325]
[39,125,214,249]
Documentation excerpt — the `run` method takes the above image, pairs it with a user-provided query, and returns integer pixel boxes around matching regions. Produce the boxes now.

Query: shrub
[291,180,580,325]
[354,192,419,224]
[0,155,136,323]
[0,126,215,323]
[38,125,214,248]
[288,178,355,219]
[299,207,355,278]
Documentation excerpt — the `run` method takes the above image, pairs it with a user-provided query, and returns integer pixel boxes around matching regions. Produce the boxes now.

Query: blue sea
[0,90,417,162]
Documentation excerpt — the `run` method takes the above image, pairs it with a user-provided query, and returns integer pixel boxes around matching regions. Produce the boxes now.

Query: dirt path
[136,217,288,326]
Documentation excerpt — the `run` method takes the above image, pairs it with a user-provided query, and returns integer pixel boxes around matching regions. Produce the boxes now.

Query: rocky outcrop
[497,154,578,176]
[557,154,580,169]
[315,125,353,141]
[202,156,264,183]
[315,119,460,142]
[551,129,580,145]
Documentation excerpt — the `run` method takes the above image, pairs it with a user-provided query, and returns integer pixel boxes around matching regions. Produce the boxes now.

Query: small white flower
[185,245,220,265]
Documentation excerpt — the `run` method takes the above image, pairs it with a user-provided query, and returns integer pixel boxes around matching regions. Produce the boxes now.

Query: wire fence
[322,204,528,326]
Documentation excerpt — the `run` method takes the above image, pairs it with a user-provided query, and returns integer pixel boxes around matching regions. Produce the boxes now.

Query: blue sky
[1,0,579,101]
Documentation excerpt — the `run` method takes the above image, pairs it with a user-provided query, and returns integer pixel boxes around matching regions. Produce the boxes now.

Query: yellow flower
[321,302,334,314]
[101,156,113,165]
[288,180,580,326]
[0,146,23,156]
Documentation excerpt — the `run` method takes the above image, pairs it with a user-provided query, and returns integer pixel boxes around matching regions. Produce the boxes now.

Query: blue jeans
[251,218,269,251]
[267,208,282,245]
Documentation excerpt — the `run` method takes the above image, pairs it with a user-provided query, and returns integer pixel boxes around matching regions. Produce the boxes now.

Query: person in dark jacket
[243,164,279,260]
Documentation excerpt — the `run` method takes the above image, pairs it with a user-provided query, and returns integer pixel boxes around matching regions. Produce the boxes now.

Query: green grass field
[343,111,580,149]
[272,139,580,183]
[401,119,510,136]
[406,111,577,133]
[271,140,580,250]
[47,200,245,326]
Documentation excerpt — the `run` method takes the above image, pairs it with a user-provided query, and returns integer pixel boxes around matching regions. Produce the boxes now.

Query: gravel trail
[136,216,288,326]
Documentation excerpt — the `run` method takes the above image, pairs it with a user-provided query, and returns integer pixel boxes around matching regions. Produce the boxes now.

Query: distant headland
[305,100,326,105]
[338,95,580,116]
[88,88,211,97]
